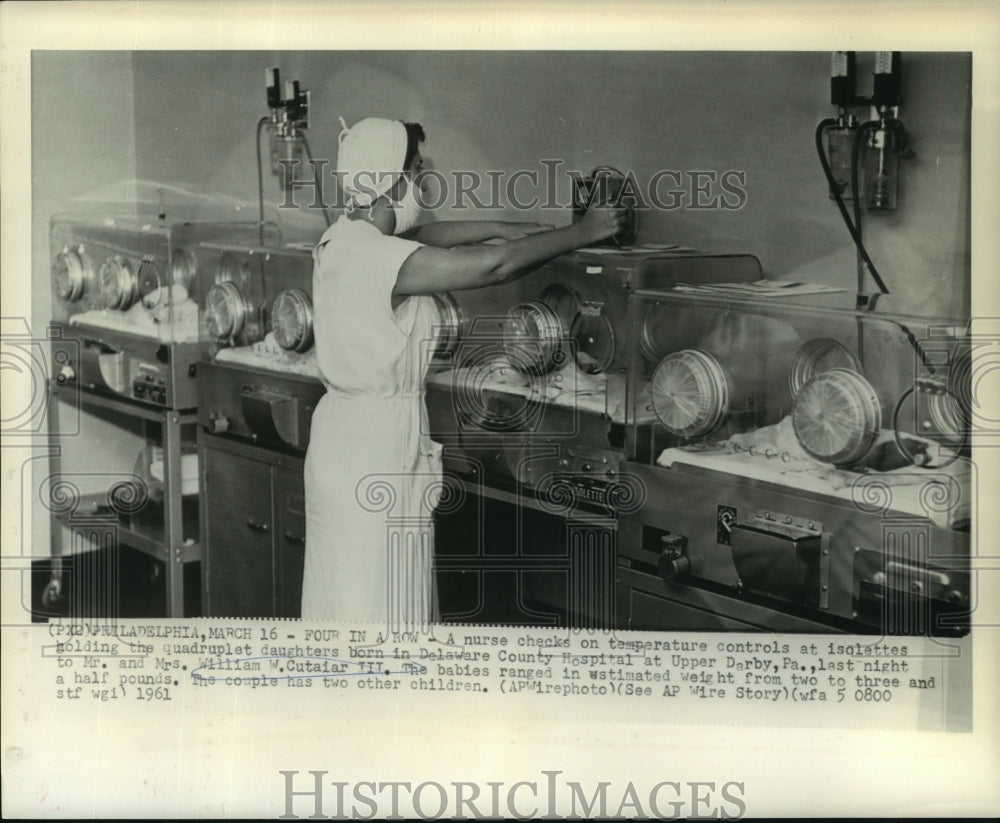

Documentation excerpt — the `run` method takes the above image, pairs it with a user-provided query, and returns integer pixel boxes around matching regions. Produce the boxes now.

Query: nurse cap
[337,116,408,210]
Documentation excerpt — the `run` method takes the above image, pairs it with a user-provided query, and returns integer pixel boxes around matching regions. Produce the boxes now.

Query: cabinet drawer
[202,446,276,617]
[273,467,306,617]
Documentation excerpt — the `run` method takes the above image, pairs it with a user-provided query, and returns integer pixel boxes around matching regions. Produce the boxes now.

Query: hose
[814,119,889,294]
[816,118,935,373]
[256,116,270,247]
[891,387,963,469]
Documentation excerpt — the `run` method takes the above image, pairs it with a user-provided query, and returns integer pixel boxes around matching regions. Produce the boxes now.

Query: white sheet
[426,363,656,424]
[214,333,321,378]
[656,439,971,529]
[69,298,201,343]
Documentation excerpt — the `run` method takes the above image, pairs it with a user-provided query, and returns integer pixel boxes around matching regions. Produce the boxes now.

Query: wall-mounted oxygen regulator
[820,51,914,212]
[816,52,916,309]
[264,68,311,189]
[254,68,330,243]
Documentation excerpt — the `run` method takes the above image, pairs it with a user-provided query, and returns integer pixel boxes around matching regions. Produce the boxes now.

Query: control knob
[56,365,76,384]
[657,533,691,583]
[209,414,230,434]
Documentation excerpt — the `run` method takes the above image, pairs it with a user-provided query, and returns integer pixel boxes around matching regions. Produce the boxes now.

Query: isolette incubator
[616,289,971,632]
[44,215,258,616]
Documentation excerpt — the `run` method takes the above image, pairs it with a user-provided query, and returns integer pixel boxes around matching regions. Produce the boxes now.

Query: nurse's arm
[393,206,624,295]
[404,220,553,248]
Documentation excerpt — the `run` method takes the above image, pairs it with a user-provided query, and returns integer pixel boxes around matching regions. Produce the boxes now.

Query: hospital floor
[28,547,201,621]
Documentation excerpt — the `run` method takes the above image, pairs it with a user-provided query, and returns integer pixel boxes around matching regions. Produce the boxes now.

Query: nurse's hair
[403,122,425,171]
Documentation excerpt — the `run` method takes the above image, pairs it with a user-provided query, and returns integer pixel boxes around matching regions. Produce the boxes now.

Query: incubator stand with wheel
[49,215,261,408]
[423,248,764,626]
[43,216,260,618]
[425,248,764,498]
[619,288,972,633]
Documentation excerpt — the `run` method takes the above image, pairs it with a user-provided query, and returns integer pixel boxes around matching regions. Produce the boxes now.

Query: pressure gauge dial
[205,281,249,341]
[649,348,730,438]
[53,247,88,302]
[788,337,860,397]
[216,252,247,286]
[946,338,973,423]
[926,390,965,445]
[137,260,166,308]
[639,303,668,362]
[502,300,564,374]
[271,288,314,352]
[430,291,465,360]
[571,303,615,375]
[170,248,196,292]
[792,368,881,465]
[539,284,580,343]
[98,255,138,310]
[921,340,972,446]
[453,350,534,432]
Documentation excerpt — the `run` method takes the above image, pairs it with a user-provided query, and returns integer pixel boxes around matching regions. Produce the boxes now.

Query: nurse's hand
[498,221,555,240]
[577,202,628,244]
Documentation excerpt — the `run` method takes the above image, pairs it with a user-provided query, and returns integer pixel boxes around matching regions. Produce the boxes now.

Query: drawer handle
[283,532,305,546]
[246,520,270,534]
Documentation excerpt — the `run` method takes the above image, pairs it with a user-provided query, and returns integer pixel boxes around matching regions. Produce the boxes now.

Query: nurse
[302,116,625,626]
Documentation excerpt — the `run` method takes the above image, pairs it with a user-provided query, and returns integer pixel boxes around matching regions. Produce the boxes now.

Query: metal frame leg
[163,410,185,617]
[43,390,64,608]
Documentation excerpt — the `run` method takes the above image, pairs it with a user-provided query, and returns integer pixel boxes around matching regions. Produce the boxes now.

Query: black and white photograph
[2,1,999,819]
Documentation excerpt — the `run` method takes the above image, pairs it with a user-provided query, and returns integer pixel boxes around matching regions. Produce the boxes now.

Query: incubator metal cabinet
[196,242,465,617]
[619,288,972,633]
[45,215,257,617]
[424,248,763,626]
[196,242,319,617]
